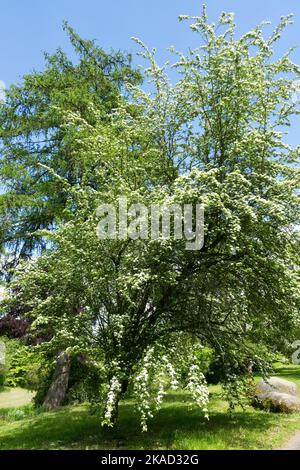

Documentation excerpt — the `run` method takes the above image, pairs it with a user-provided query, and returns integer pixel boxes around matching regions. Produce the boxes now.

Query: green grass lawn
[1,363,300,450]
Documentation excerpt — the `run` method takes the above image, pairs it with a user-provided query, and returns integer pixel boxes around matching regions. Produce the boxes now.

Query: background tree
[0,22,141,268]
[0,23,141,407]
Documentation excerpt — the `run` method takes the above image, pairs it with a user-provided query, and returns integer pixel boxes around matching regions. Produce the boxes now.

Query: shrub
[0,337,42,389]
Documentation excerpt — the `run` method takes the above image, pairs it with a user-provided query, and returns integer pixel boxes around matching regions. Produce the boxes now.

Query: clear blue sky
[1,0,300,143]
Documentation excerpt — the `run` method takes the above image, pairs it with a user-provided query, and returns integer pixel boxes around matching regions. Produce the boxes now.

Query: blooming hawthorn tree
[2,7,300,429]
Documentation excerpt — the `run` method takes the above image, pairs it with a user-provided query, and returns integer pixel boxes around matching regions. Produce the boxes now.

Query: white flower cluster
[133,348,181,431]
[132,345,211,431]
[155,370,167,410]
[133,348,155,432]
[102,375,121,427]
[186,365,209,420]
[219,12,235,25]
[162,355,179,390]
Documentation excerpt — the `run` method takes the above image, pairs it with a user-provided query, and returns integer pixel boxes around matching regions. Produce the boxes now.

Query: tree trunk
[43,351,71,410]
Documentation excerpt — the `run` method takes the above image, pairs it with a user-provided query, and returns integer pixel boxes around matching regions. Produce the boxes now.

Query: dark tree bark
[43,351,71,410]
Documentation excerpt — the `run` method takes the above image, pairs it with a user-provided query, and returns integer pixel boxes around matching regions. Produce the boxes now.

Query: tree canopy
[0,22,141,267]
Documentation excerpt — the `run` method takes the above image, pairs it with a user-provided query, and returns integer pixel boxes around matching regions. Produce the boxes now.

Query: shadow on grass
[0,395,284,450]
[274,366,300,379]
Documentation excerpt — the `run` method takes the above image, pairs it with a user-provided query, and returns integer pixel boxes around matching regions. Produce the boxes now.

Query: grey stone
[254,377,300,412]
